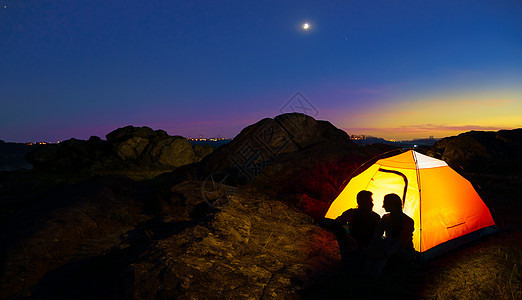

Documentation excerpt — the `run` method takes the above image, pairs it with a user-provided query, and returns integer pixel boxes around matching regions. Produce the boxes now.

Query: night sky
[2,0,521,142]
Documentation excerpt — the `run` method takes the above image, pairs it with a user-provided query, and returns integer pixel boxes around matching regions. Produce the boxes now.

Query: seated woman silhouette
[333,190,380,264]
[364,193,414,278]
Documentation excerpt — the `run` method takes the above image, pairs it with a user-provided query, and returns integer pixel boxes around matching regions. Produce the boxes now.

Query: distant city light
[25,142,52,145]
[349,134,439,147]
[187,136,230,142]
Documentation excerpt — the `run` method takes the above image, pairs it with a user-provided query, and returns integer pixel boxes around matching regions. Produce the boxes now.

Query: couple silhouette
[333,190,414,278]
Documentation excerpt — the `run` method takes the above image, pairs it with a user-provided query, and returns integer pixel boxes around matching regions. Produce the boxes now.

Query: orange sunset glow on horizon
[335,88,522,140]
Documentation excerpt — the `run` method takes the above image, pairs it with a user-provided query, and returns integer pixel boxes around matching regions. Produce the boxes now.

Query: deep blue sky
[1,0,521,142]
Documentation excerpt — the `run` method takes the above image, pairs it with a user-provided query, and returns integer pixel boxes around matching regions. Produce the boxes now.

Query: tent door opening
[366,168,408,209]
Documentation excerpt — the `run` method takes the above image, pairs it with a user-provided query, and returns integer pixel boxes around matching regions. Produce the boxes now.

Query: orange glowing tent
[325,150,496,258]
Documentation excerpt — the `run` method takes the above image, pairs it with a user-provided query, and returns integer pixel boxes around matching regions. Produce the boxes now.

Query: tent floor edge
[418,226,499,262]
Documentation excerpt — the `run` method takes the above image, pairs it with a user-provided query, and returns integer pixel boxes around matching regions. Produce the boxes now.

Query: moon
[303,23,310,30]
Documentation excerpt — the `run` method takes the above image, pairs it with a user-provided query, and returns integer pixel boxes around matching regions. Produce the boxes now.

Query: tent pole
[413,150,423,253]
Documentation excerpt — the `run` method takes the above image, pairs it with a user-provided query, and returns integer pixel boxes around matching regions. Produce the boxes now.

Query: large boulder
[105,125,168,142]
[148,136,196,168]
[197,113,365,182]
[114,136,151,160]
[106,126,168,162]
[428,129,522,174]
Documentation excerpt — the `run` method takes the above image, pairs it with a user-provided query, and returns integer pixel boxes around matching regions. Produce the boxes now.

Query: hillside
[0,114,520,299]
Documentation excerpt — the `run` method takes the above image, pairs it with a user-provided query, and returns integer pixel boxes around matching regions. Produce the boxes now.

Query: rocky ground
[1,114,521,299]
[1,180,340,299]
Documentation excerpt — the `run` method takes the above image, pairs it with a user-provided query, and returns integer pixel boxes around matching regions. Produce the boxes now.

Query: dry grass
[301,232,521,299]
[419,233,521,300]
[416,173,522,299]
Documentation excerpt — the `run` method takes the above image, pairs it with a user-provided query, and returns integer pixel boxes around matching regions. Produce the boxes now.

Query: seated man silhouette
[364,193,415,279]
[333,190,380,264]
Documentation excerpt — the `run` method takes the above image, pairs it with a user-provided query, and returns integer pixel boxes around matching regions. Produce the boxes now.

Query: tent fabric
[325,150,495,253]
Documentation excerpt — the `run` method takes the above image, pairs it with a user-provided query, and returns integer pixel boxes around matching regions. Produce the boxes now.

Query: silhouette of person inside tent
[364,193,415,279]
[333,190,380,266]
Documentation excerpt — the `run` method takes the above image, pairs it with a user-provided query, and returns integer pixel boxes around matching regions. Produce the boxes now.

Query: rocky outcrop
[25,126,213,173]
[196,113,365,181]
[106,126,167,161]
[428,129,522,174]
[185,113,368,219]
[105,125,169,142]
[126,192,340,299]
[0,179,340,299]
